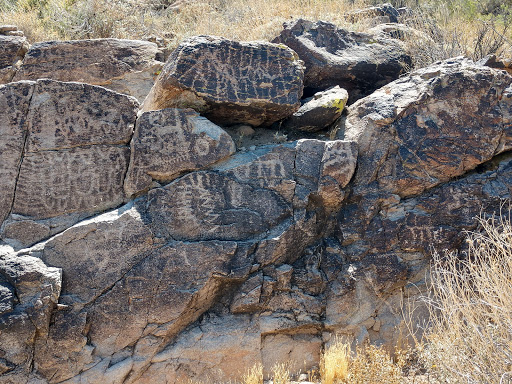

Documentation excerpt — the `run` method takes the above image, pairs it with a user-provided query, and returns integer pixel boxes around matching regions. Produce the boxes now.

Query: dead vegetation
[1,0,511,69]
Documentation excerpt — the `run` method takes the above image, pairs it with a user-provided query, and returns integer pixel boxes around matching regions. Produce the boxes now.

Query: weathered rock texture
[124,108,236,197]
[141,36,305,126]
[0,79,139,249]
[0,35,29,83]
[1,137,356,383]
[12,39,163,102]
[345,3,400,24]
[273,19,412,101]
[1,35,512,384]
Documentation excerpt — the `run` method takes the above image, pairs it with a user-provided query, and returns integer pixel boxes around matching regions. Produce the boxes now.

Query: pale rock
[283,86,349,132]
[13,39,163,102]
[0,35,29,83]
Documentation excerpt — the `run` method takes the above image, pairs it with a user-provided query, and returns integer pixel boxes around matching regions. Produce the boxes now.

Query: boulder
[0,35,29,83]
[13,39,163,102]
[342,57,512,198]
[141,35,305,126]
[1,80,139,249]
[273,19,412,101]
[124,108,236,197]
[282,86,348,132]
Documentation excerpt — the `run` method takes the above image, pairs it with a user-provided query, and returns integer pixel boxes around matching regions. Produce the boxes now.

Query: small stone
[5,31,24,37]
[283,86,349,132]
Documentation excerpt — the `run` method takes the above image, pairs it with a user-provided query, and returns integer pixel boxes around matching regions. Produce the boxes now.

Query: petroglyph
[13,146,129,219]
[0,81,34,225]
[26,79,138,152]
[124,108,235,196]
[148,171,292,241]
[142,36,304,126]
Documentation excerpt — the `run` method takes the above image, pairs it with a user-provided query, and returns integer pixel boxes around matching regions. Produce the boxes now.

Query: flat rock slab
[0,35,29,83]
[13,39,163,102]
[124,108,236,197]
[13,145,130,219]
[1,80,138,248]
[343,57,512,198]
[147,171,293,241]
[283,86,349,132]
[273,19,412,101]
[142,36,304,126]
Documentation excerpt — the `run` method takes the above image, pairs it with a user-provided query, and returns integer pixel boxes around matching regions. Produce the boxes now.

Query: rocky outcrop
[282,86,349,132]
[2,30,512,384]
[13,39,163,102]
[0,137,356,383]
[141,36,305,126]
[273,19,412,101]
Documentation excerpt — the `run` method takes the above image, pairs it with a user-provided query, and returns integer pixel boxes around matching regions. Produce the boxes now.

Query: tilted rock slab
[0,82,33,227]
[0,35,29,83]
[0,138,356,383]
[13,39,163,102]
[124,108,236,197]
[141,35,305,126]
[273,19,412,101]
[0,79,139,249]
[282,85,349,132]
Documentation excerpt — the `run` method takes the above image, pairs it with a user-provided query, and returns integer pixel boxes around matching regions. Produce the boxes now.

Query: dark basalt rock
[141,35,305,126]
[273,19,412,101]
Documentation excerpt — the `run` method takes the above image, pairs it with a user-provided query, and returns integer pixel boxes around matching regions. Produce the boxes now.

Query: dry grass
[0,0,369,45]
[2,0,512,68]
[242,362,263,384]
[321,338,349,384]
[320,337,414,384]
[270,363,290,384]
[421,213,512,383]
